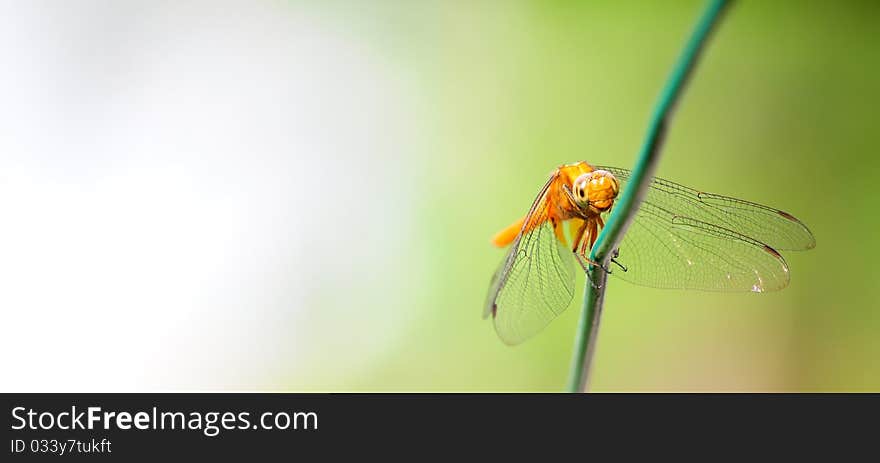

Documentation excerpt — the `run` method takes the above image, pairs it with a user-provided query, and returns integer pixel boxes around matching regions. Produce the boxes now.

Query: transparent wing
[596,166,816,251]
[485,175,576,345]
[486,219,576,345]
[595,165,811,291]
[611,201,791,291]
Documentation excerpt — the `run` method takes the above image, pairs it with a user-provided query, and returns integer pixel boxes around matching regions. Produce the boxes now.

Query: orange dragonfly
[485,161,815,345]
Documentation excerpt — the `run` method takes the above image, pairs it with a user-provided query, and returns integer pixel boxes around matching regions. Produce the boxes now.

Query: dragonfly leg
[608,248,627,272]
[581,219,611,274]
[572,219,600,269]
[574,253,604,289]
[574,218,612,285]
[574,253,609,273]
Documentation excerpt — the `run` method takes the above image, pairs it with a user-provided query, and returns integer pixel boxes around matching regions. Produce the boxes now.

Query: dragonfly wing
[487,220,576,344]
[485,171,576,345]
[596,166,816,251]
[612,201,790,291]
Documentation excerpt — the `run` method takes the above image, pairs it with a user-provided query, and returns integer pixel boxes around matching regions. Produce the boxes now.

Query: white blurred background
[0,1,425,390]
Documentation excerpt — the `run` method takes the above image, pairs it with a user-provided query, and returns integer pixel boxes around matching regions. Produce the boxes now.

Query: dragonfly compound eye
[572,174,591,207]
[586,170,620,212]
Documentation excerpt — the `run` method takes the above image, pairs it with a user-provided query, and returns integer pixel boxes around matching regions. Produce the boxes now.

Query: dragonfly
[485,161,815,345]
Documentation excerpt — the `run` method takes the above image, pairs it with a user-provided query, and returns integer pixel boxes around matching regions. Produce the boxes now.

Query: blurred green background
[295,0,880,391]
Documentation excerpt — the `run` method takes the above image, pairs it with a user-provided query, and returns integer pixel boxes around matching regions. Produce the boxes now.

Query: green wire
[567,0,731,393]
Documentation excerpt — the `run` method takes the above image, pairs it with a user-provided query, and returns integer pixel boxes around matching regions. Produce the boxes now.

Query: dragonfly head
[572,170,620,214]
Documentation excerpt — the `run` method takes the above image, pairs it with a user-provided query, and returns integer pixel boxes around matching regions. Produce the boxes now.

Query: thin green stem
[567,0,731,393]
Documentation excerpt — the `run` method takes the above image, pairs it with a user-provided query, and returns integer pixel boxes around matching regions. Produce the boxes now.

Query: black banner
[2,394,875,459]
